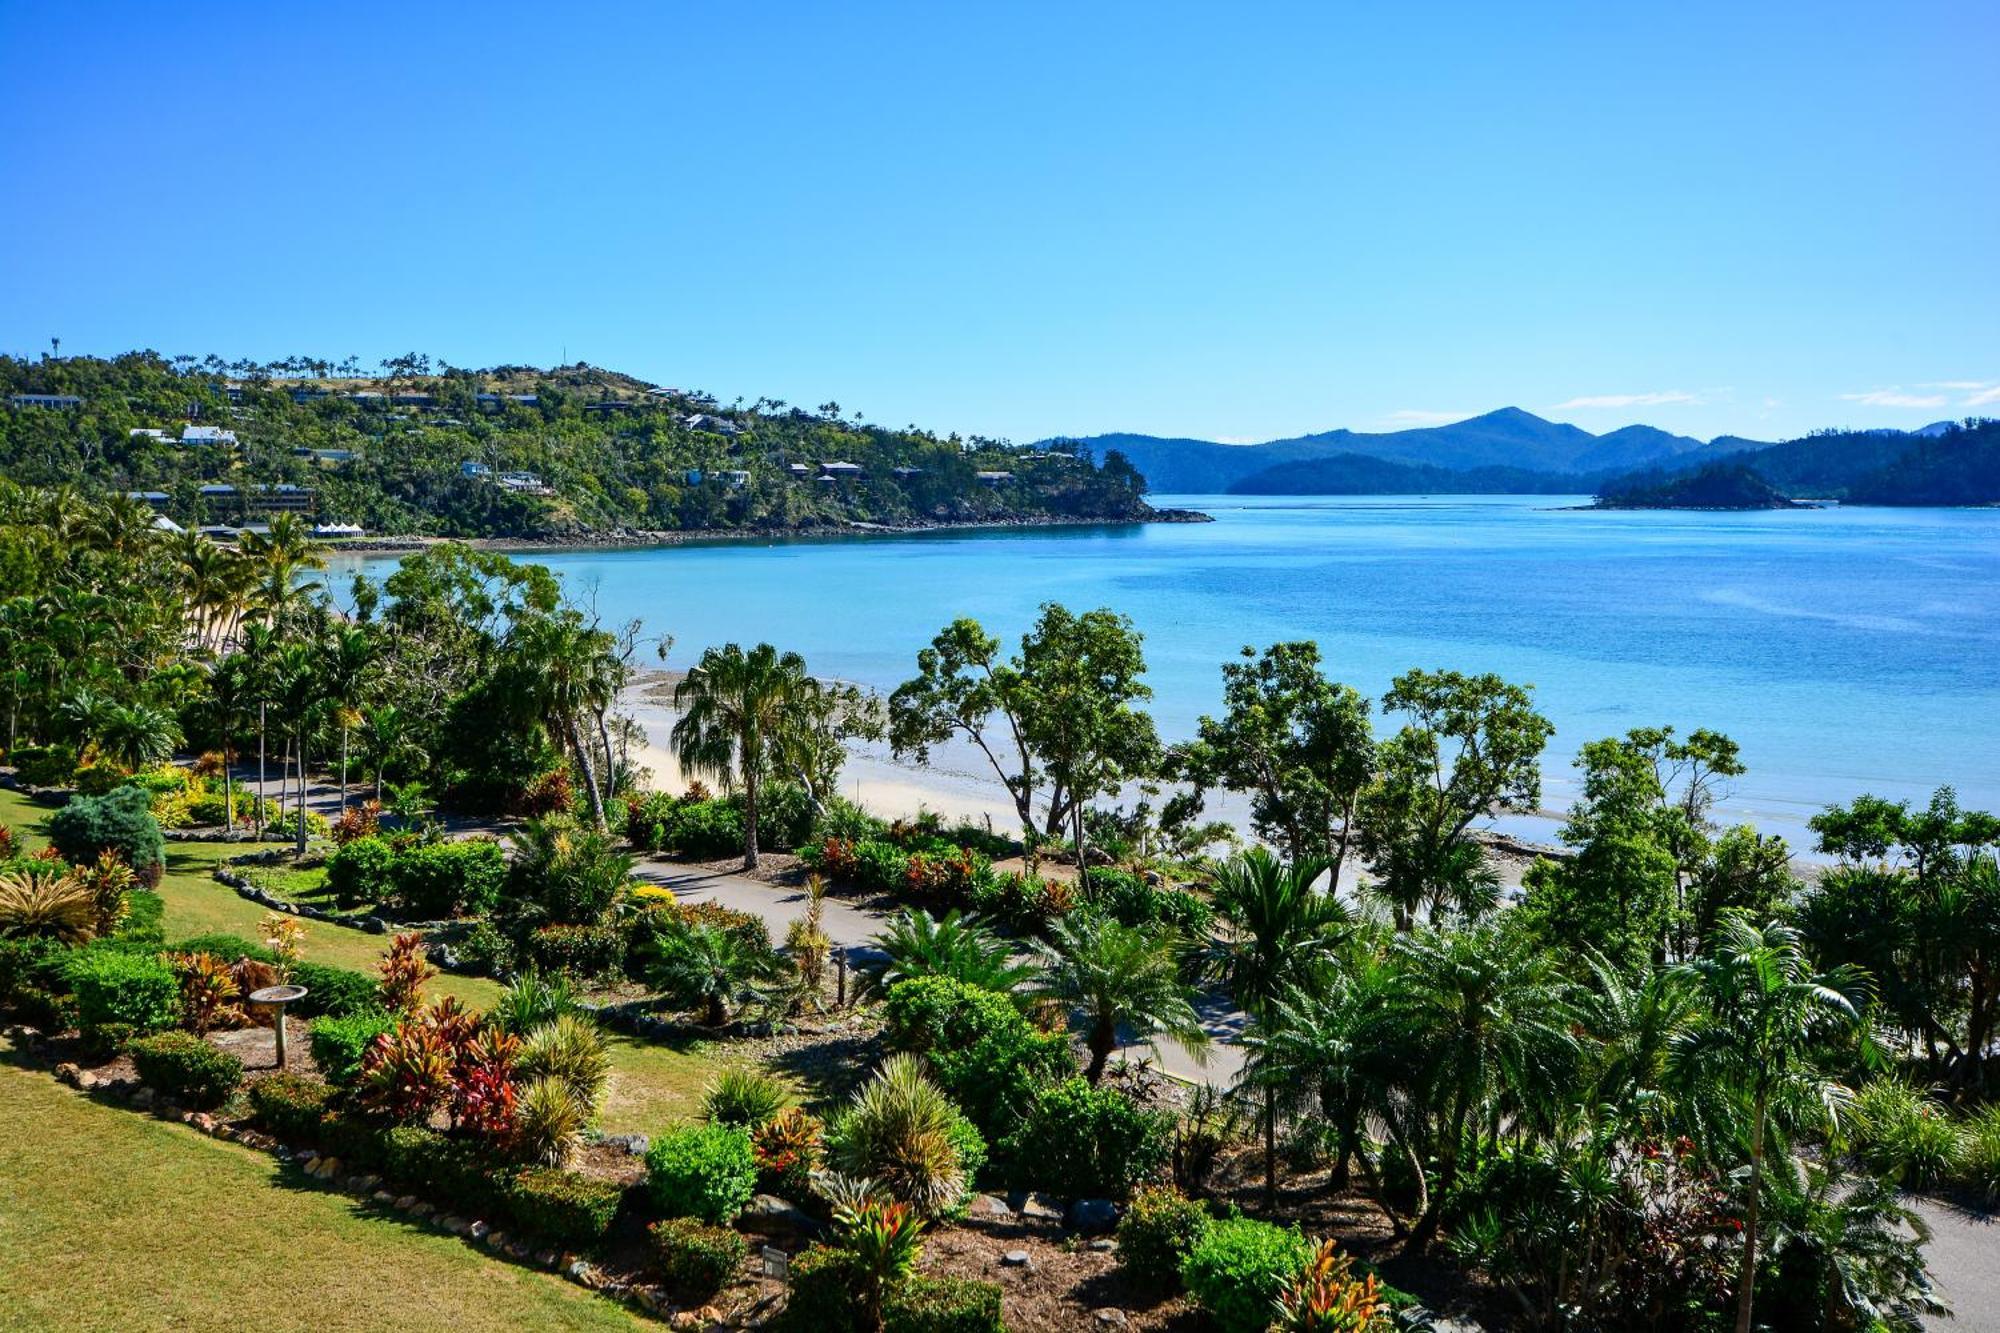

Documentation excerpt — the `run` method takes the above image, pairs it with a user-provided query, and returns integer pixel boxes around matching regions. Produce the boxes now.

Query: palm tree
[673,642,807,869]
[869,908,1036,998]
[320,625,375,813]
[512,612,617,829]
[358,703,423,805]
[97,702,182,773]
[204,657,249,829]
[1392,924,1581,1253]
[1207,847,1347,1207]
[1668,916,1865,1333]
[272,641,320,854]
[1034,912,1209,1084]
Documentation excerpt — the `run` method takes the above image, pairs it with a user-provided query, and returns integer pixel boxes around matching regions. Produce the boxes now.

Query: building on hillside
[151,513,184,535]
[181,425,239,447]
[460,460,492,479]
[718,470,751,488]
[390,392,435,408]
[585,400,636,416]
[497,471,551,495]
[975,470,1014,486]
[295,448,356,465]
[199,483,316,515]
[818,461,865,480]
[8,393,82,409]
[892,466,924,480]
[684,413,743,436]
[129,427,171,442]
[125,491,171,511]
[786,462,813,479]
[683,469,703,486]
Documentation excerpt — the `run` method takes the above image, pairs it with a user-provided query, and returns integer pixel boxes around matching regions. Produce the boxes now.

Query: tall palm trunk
[256,703,268,837]
[567,715,607,831]
[1735,1088,1768,1333]
[1086,1015,1117,1085]
[741,758,762,870]
[294,728,309,856]
[338,720,350,815]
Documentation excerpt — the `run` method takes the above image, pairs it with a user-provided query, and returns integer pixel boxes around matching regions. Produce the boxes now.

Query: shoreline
[322,506,1213,556]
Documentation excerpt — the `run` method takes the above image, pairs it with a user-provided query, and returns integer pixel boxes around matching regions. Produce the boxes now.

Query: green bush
[325,835,396,906]
[11,743,78,787]
[645,1122,758,1224]
[506,822,633,925]
[523,923,625,978]
[381,1125,514,1216]
[856,839,913,893]
[290,962,381,1019]
[1001,1078,1172,1198]
[1116,1186,1212,1287]
[773,1243,864,1333]
[309,1009,396,1086]
[0,934,70,1005]
[47,786,164,885]
[1179,1216,1315,1333]
[171,932,273,964]
[883,1275,1006,1333]
[1851,1078,1963,1188]
[623,791,678,852]
[129,1031,244,1108]
[883,975,1076,1141]
[506,1166,625,1246]
[391,839,505,918]
[456,920,515,975]
[315,1111,389,1171]
[63,948,179,1033]
[650,1216,748,1302]
[1083,868,1214,937]
[248,1073,334,1142]
[665,799,745,859]
[115,890,164,946]
[1960,1104,2000,1201]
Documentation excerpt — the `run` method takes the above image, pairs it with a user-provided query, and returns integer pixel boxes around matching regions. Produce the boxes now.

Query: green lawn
[0,1038,642,1332]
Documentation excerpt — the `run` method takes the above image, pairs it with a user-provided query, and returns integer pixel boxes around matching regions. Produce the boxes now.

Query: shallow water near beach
[336,495,2000,843]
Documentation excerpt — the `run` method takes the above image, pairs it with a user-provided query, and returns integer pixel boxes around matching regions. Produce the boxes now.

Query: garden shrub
[171,932,272,965]
[309,1009,396,1086]
[1000,1078,1173,1198]
[1851,1078,1963,1188]
[315,1111,389,1171]
[506,1166,625,1246]
[809,796,886,846]
[883,1275,1006,1333]
[248,1072,334,1142]
[129,1031,244,1108]
[1179,1216,1316,1333]
[824,1055,987,1217]
[774,1243,865,1333]
[645,1122,758,1223]
[456,920,515,975]
[47,786,165,885]
[703,1065,790,1129]
[650,1216,748,1302]
[524,923,625,978]
[1116,1186,1212,1287]
[623,791,677,851]
[10,743,77,787]
[63,947,178,1033]
[289,962,381,1018]
[115,890,164,946]
[1960,1104,2000,1201]
[0,933,69,1004]
[755,782,815,853]
[382,1125,514,1216]
[666,799,745,859]
[752,1107,824,1201]
[390,839,505,918]
[1083,868,1213,937]
[882,975,1076,1141]
[326,835,396,906]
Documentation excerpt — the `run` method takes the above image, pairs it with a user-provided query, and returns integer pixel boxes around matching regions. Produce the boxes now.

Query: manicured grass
[0,1038,642,1332]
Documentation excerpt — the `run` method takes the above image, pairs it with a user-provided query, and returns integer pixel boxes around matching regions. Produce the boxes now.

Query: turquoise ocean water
[341,495,2000,841]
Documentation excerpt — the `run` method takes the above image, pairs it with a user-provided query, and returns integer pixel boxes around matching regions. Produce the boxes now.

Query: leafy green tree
[673,642,808,868]
[1359,669,1553,930]
[1033,913,1208,1084]
[890,604,1158,866]
[1174,641,1374,872]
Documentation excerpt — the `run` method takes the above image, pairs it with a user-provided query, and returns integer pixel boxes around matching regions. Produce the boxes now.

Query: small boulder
[739,1194,818,1236]
[1001,1249,1033,1269]
[1068,1198,1118,1234]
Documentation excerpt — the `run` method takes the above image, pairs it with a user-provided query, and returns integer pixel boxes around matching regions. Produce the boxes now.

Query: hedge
[645,1123,758,1224]
[651,1216,748,1302]
[63,948,179,1034]
[506,1167,625,1247]
[129,1031,244,1108]
[248,1072,335,1142]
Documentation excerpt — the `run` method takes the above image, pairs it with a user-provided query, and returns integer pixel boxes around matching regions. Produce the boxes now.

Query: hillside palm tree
[1034,913,1208,1084]
[673,642,807,868]
[1667,916,1865,1333]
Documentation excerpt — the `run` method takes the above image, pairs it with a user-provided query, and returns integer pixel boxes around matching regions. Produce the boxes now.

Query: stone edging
[2,1021,728,1326]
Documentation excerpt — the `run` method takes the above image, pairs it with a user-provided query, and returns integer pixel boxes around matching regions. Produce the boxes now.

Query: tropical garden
[1,481,1995,1332]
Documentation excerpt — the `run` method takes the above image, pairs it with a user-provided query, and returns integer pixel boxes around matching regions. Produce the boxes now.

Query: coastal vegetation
[0,482,1995,1331]
[0,352,1158,540]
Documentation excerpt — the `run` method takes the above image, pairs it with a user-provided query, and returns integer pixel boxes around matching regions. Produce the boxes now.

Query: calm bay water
[343,495,2000,842]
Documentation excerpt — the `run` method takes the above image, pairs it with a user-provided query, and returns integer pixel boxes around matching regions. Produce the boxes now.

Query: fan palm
[1667,915,1866,1333]
[869,907,1035,998]
[97,702,182,773]
[1033,912,1208,1083]
[673,642,807,868]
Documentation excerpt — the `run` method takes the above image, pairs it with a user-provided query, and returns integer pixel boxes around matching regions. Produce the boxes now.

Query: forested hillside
[1596,419,2000,507]
[0,352,1158,538]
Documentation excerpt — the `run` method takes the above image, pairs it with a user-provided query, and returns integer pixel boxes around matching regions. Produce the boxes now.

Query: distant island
[1592,461,1807,510]
[0,352,1188,541]
[1056,409,2000,508]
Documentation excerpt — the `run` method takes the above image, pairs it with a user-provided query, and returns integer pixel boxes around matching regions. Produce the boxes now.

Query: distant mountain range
[1053,409,1995,505]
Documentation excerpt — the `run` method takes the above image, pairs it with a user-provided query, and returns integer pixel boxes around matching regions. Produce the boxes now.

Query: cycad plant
[1033,911,1208,1083]
[647,920,778,1026]
[869,907,1035,999]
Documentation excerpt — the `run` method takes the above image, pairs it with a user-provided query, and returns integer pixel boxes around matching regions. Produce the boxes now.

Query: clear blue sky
[4,2,1994,445]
